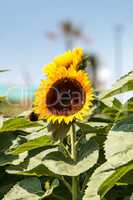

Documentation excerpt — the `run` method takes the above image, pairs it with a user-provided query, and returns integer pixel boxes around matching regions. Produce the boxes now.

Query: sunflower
[43,48,83,78]
[34,67,93,124]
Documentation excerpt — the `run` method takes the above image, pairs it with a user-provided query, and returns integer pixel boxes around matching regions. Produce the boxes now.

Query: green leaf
[6,148,57,176]
[0,134,15,152]
[105,132,133,167]
[100,71,133,99]
[118,169,133,185]
[112,114,133,132]
[0,118,41,133]
[0,152,27,166]
[83,162,115,200]
[91,99,118,121]
[3,177,43,200]
[99,162,133,199]
[76,122,109,134]
[124,97,133,112]
[113,98,133,121]
[9,135,55,155]
[104,115,133,168]
[42,137,99,176]
[112,98,122,110]
[8,164,55,177]
[0,173,23,199]
[0,132,29,166]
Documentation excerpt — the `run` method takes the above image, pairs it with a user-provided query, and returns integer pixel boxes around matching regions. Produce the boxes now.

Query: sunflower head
[34,67,93,124]
[43,48,83,78]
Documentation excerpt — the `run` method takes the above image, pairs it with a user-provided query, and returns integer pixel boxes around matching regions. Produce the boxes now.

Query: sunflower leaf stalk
[71,123,78,200]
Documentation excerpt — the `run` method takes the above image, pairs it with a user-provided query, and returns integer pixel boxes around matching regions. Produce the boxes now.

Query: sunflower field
[0,49,133,200]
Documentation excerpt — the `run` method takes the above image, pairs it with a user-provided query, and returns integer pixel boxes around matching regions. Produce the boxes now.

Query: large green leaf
[105,131,133,168]
[0,118,41,133]
[83,162,115,200]
[3,177,43,200]
[104,115,133,168]
[9,135,55,155]
[6,148,57,176]
[99,162,133,199]
[100,71,133,99]
[42,137,99,176]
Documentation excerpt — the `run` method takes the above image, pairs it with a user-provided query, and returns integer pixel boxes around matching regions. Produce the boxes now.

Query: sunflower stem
[71,124,78,200]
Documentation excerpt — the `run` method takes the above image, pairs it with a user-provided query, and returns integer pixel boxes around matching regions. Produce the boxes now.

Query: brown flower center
[46,78,86,116]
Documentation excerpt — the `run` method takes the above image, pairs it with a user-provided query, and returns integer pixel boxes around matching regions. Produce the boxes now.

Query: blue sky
[0,0,133,87]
